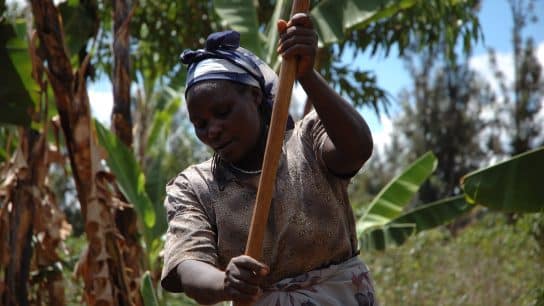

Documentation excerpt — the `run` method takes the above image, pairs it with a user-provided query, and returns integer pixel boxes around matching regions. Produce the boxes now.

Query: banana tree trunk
[112,1,144,305]
[1,132,39,306]
[29,1,133,305]
[0,127,69,306]
[112,0,133,147]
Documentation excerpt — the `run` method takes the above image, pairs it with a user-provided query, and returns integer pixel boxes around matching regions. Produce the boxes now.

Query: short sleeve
[297,110,358,180]
[160,172,218,292]
[297,110,329,170]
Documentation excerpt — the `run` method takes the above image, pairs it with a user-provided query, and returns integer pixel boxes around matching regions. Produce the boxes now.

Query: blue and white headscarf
[180,30,294,129]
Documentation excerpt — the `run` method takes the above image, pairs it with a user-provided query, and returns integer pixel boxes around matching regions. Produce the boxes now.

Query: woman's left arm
[277,13,373,175]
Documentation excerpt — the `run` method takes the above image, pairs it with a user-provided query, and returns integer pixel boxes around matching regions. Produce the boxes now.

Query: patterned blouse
[160,110,359,292]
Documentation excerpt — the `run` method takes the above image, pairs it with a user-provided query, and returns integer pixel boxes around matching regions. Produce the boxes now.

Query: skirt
[254,256,377,306]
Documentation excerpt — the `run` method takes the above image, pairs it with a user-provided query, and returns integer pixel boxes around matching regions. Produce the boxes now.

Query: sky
[8,0,541,150]
[358,0,544,152]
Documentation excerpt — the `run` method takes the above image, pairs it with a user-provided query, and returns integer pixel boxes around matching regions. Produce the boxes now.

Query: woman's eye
[215,107,231,118]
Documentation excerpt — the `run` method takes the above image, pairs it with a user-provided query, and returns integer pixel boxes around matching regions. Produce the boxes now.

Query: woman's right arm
[177,256,269,305]
[177,260,227,305]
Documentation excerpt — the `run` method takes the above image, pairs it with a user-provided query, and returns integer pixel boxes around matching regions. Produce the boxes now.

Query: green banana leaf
[263,0,289,68]
[94,120,156,231]
[58,0,97,64]
[461,147,544,213]
[311,0,416,45]
[213,0,419,59]
[140,271,160,306]
[146,87,182,154]
[358,151,438,235]
[213,0,265,58]
[360,195,472,250]
[0,20,37,126]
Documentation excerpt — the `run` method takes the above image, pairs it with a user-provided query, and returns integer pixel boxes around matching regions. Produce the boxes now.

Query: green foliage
[95,120,157,230]
[213,0,481,116]
[141,271,160,306]
[311,0,416,45]
[462,147,544,213]
[343,0,482,61]
[361,195,472,250]
[358,152,438,235]
[125,0,214,86]
[0,19,36,126]
[95,119,168,270]
[57,0,98,67]
[364,212,544,305]
[357,152,475,251]
[214,0,264,58]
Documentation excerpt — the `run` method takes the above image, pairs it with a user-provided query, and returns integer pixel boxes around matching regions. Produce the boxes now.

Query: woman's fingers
[224,256,268,302]
[224,255,269,302]
[277,34,316,54]
[230,255,269,278]
[287,13,313,28]
[277,19,288,33]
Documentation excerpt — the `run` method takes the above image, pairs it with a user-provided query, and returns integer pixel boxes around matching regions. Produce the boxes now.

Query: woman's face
[186,80,263,165]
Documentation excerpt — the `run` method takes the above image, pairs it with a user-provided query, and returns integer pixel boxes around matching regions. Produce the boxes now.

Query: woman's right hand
[224,255,270,303]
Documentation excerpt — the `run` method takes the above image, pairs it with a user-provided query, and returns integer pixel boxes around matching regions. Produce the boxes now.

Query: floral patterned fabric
[255,256,376,306]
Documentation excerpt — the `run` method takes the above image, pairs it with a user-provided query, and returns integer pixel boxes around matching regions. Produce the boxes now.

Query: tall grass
[363,212,544,306]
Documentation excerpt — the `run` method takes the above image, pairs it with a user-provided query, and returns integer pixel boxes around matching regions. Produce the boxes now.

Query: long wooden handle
[235,1,310,306]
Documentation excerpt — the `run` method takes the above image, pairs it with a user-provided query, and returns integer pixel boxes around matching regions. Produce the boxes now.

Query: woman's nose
[207,121,222,140]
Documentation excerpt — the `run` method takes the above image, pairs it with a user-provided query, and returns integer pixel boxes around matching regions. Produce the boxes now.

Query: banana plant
[0,20,37,127]
[359,147,544,251]
[357,152,474,250]
[213,0,413,68]
[461,147,544,213]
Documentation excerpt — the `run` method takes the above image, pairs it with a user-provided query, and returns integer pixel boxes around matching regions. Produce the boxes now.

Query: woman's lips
[215,140,233,153]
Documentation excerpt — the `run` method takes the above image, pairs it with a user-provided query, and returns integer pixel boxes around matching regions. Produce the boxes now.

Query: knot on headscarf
[205,30,240,51]
[180,30,294,130]
[180,30,241,65]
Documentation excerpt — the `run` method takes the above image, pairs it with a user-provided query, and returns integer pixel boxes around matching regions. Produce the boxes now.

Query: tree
[214,0,482,114]
[389,48,491,203]
[487,0,544,156]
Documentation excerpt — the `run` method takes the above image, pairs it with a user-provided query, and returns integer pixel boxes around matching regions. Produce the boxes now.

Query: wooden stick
[235,1,309,305]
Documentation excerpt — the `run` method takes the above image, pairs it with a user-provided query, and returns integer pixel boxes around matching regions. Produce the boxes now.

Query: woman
[160,13,376,305]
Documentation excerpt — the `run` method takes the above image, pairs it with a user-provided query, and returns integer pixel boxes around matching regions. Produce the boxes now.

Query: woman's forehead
[187,82,239,110]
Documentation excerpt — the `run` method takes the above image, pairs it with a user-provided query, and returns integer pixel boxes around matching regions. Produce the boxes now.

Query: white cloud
[6,0,67,6]
[88,90,113,126]
[469,42,544,156]
[372,114,393,156]
[469,50,515,96]
[537,42,544,66]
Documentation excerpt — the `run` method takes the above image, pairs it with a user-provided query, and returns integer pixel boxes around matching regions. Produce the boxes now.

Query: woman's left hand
[277,13,318,79]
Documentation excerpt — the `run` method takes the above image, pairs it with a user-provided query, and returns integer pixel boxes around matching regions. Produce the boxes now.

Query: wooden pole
[235,1,310,305]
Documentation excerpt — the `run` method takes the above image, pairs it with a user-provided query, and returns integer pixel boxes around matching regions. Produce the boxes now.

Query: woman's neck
[232,122,267,172]
[232,140,265,172]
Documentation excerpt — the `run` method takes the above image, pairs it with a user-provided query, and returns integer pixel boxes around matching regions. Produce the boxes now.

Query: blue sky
[355,0,544,145]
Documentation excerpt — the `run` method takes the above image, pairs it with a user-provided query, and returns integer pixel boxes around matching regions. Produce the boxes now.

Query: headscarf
[180,30,294,129]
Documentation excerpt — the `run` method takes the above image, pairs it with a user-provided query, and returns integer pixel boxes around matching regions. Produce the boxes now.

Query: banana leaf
[140,271,160,306]
[0,20,37,126]
[311,0,416,45]
[360,195,472,250]
[213,0,265,58]
[94,120,156,232]
[358,151,438,235]
[461,147,544,213]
